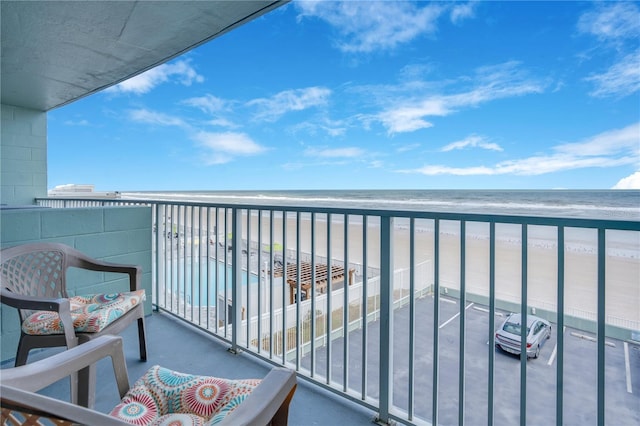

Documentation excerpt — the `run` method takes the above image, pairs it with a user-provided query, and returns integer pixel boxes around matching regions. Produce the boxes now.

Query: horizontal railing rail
[37,196,640,426]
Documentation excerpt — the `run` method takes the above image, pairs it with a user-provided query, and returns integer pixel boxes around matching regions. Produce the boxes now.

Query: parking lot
[301,295,640,425]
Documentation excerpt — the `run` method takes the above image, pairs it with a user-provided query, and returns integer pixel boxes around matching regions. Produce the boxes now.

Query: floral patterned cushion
[21,290,145,335]
[110,365,261,426]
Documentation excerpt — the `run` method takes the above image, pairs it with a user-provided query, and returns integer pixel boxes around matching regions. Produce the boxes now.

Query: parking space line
[547,346,556,366]
[624,341,632,394]
[439,302,475,329]
[547,326,565,366]
[473,306,503,317]
[440,297,457,304]
[569,332,616,347]
[440,312,460,329]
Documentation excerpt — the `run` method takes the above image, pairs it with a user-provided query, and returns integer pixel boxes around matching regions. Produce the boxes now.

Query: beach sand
[259,213,637,329]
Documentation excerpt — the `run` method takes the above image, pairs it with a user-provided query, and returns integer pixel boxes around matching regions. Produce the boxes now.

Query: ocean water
[125,189,640,221]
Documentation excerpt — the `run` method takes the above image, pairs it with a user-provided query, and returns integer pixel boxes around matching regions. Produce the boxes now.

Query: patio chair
[0,242,147,368]
[0,335,297,425]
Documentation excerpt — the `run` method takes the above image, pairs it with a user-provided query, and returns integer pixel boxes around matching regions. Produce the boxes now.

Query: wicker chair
[0,242,147,368]
[0,335,297,425]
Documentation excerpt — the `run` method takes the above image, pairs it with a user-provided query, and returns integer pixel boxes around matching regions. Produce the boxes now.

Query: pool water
[166,258,258,306]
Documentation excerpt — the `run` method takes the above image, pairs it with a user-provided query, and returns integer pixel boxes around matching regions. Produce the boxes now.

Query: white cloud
[106,60,203,95]
[441,135,502,152]
[64,119,90,126]
[128,109,188,127]
[440,135,502,152]
[296,1,445,53]
[290,116,348,137]
[613,171,640,189]
[192,131,266,165]
[396,143,420,153]
[407,164,495,176]
[304,147,365,158]
[182,94,227,115]
[450,2,477,25]
[247,87,331,122]
[377,104,438,133]
[577,2,640,41]
[585,49,640,98]
[378,61,545,134]
[182,94,239,128]
[401,122,640,176]
[207,117,239,129]
[128,109,262,165]
[554,122,640,157]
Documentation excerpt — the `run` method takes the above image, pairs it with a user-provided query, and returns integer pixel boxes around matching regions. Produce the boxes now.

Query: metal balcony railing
[37,197,640,425]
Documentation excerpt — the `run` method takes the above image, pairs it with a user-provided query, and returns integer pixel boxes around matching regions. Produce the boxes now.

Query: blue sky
[48,1,640,191]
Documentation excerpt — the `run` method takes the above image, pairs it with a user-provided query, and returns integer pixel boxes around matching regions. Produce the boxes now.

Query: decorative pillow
[21,290,145,335]
[110,365,261,425]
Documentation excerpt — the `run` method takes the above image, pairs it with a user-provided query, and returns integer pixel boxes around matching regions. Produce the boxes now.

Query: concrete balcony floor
[16,312,376,426]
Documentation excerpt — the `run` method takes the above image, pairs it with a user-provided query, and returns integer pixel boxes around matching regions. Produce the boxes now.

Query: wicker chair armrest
[218,367,297,426]
[70,252,142,292]
[67,248,142,291]
[1,335,130,399]
[1,385,130,425]
[0,288,71,313]
[1,288,78,350]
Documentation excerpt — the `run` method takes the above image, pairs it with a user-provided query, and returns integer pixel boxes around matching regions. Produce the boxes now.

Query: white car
[495,313,551,359]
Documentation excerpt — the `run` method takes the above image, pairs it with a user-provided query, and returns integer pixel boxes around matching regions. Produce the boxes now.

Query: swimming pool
[165,258,258,306]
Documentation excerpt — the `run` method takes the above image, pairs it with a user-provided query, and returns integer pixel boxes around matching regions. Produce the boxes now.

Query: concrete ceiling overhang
[1,0,288,112]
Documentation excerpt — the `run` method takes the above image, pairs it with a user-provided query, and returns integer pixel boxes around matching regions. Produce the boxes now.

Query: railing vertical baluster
[459,220,467,425]
[488,221,496,426]
[269,210,275,359]
[343,213,350,393]
[377,215,393,424]
[215,208,220,335]
[257,210,263,354]
[246,209,252,349]
[556,226,565,426]
[177,205,182,314]
[197,207,202,325]
[282,210,288,363]
[295,212,302,370]
[408,217,416,420]
[152,204,157,310]
[597,227,606,426]
[157,204,168,308]
[311,212,316,378]
[191,205,195,322]
[326,213,332,384]
[520,225,528,426]
[169,205,174,311]
[223,209,229,339]
[361,215,368,401]
[230,208,242,353]
[432,219,440,426]
[182,206,187,318]
[206,207,211,330]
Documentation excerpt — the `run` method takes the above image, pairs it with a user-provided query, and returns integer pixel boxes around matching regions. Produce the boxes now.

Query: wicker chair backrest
[1,243,70,320]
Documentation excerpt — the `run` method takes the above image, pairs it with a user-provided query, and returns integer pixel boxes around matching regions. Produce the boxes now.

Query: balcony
[11,197,640,424]
[19,309,374,425]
